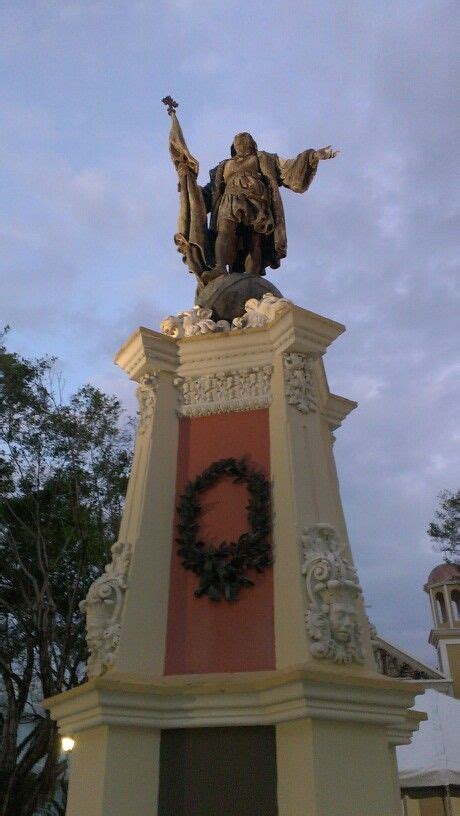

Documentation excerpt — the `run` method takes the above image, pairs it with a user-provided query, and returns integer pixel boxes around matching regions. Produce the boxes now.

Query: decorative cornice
[136,373,159,434]
[114,327,178,381]
[428,628,460,648]
[79,540,133,679]
[283,352,317,413]
[174,365,273,417]
[323,393,358,431]
[45,665,424,745]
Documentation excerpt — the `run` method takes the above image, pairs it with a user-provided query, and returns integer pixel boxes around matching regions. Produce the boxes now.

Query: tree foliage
[427,489,460,565]
[0,329,133,816]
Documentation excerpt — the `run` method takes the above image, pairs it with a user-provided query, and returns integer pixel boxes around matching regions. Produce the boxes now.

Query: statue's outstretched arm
[276,145,339,194]
[311,145,340,164]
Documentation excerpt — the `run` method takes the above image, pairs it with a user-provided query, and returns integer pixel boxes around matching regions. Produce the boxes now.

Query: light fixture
[61,736,75,753]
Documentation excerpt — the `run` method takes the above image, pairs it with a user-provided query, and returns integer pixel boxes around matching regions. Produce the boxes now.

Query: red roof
[427,562,460,585]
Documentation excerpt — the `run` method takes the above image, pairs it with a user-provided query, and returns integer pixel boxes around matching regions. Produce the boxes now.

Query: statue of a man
[163,99,338,289]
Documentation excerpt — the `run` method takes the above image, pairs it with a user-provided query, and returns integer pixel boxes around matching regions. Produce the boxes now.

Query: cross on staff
[162,95,178,116]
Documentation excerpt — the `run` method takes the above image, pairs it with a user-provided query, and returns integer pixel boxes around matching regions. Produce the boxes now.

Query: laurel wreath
[176,457,272,601]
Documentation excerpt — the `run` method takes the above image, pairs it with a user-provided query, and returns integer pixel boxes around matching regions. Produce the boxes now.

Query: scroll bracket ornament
[79,539,132,678]
[283,352,317,413]
[160,295,292,339]
[160,306,230,339]
[231,294,291,329]
[301,524,365,665]
[136,373,159,434]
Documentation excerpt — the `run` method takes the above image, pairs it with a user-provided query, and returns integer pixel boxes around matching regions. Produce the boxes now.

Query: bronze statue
[162,97,338,291]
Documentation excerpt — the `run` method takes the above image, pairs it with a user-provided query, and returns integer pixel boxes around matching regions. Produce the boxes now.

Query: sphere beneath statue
[196,273,283,323]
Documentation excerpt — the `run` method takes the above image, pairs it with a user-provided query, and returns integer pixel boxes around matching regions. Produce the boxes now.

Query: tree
[427,489,460,565]
[0,329,133,816]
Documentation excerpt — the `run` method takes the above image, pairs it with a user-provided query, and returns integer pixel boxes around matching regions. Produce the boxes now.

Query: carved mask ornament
[301,524,365,665]
[79,540,132,678]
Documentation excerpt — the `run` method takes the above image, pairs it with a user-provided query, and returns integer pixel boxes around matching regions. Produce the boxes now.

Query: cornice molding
[114,307,357,430]
[45,665,424,745]
[323,393,358,430]
[114,327,178,381]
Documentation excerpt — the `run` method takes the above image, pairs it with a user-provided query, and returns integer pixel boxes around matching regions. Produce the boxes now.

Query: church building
[375,562,460,815]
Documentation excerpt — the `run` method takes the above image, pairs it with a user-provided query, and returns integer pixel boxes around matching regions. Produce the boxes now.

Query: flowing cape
[168,113,211,278]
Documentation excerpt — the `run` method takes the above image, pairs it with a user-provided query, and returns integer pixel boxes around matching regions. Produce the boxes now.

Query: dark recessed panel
[158,725,278,816]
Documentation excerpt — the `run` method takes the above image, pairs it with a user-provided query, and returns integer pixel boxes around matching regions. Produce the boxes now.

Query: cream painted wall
[313,721,401,816]
[66,726,160,816]
[402,797,421,816]
[115,370,179,676]
[276,719,317,816]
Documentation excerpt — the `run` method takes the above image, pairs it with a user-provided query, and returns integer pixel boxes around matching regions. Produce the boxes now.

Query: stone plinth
[45,302,424,816]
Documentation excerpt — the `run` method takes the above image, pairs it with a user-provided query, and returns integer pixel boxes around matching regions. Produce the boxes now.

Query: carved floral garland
[176,458,271,601]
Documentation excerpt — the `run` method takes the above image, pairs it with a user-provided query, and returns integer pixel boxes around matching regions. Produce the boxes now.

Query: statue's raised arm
[162,97,212,289]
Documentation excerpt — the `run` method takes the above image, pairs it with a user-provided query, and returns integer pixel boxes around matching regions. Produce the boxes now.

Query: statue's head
[231,132,257,157]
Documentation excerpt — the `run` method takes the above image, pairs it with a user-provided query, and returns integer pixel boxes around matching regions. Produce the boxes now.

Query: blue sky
[2,0,459,664]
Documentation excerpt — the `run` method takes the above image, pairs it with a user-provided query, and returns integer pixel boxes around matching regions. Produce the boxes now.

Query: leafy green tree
[427,489,460,565]
[0,330,133,816]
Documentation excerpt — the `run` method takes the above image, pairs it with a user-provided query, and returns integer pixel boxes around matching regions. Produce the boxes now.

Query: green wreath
[176,457,272,601]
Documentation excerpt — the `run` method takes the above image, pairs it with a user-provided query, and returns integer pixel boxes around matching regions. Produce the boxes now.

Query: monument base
[46,666,423,816]
[45,301,425,815]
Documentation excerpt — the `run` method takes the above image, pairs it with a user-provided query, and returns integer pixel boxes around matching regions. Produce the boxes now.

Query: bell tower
[425,563,460,697]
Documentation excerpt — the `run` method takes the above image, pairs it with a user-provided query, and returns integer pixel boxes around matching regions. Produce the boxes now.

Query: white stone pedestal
[45,302,424,816]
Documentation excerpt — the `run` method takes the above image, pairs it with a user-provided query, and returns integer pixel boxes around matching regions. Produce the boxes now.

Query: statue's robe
[203,150,318,272]
[168,112,318,278]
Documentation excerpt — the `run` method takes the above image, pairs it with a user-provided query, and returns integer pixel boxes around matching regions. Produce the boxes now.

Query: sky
[1,0,459,666]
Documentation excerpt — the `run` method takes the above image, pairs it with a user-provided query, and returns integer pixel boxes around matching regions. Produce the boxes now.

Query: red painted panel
[164,409,275,675]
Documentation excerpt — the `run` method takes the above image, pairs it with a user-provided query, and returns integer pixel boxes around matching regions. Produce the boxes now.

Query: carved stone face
[160,315,181,337]
[329,601,357,643]
[232,132,257,157]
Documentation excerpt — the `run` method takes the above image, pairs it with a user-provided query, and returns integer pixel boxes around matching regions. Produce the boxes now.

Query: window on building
[435,592,447,624]
[451,589,460,622]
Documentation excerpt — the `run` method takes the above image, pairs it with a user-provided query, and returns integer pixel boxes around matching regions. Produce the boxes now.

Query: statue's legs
[244,231,263,275]
[214,218,239,273]
[213,219,264,277]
